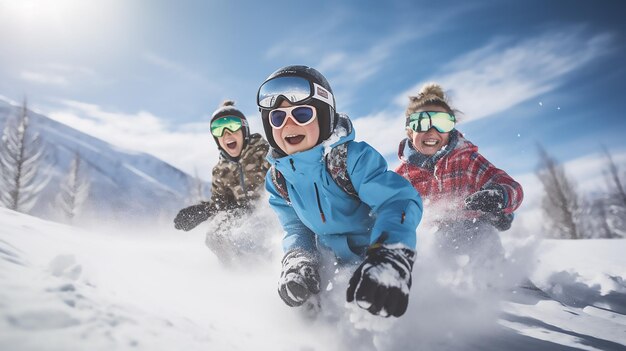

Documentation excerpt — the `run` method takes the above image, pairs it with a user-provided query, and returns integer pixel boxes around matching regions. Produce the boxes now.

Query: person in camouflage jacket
[207,131,270,213]
[174,101,270,263]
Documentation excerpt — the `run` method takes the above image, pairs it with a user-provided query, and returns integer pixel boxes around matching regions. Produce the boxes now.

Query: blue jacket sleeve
[265,171,317,254]
[346,142,423,249]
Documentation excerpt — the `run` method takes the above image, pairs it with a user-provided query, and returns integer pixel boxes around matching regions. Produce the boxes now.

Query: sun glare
[1,0,131,60]
[1,0,73,23]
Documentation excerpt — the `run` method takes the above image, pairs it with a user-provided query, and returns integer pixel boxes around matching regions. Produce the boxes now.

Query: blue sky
[1,0,625,179]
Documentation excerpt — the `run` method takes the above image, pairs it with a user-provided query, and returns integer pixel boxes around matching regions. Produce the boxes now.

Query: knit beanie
[210,100,250,150]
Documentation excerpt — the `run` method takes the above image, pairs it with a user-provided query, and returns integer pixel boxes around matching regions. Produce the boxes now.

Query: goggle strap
[311,83,334,108]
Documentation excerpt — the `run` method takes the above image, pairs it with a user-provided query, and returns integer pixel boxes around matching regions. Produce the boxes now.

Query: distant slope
[0,99,205,225]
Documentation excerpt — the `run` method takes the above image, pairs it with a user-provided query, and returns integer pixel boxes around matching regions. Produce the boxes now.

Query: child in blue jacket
[256,65,423,318]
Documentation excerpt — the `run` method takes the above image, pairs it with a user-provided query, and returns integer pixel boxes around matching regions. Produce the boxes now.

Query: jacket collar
[399,129,469,170]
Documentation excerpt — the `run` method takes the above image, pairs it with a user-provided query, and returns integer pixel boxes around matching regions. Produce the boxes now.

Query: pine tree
[603,145,626,206]
[536,144,583,239]
[56,152,90,223]
[0,99,49,213]
[601,146,626,238]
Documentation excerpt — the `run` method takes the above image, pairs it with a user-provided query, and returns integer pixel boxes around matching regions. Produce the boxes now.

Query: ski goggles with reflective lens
[210,116,244,137]
[257,76,334,109]
[408,111,456,133]
[268,105,317,129]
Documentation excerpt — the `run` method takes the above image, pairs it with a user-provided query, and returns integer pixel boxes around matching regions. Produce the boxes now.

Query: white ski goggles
[257,76,334,109]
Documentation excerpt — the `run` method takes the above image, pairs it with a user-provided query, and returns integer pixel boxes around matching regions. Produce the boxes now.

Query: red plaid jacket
[395,132,523,219]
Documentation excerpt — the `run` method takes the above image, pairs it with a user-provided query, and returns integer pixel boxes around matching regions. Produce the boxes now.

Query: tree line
[0,99,89,223]
[537,144,626,239]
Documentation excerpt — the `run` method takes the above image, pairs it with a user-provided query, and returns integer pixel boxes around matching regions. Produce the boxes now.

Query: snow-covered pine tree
[596,198,615,238]
[0,100,49,213]
[536,144,583,239]
[56,152,90,223]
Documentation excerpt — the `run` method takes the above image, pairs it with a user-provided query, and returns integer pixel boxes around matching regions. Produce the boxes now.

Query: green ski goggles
[210,116,243,137]
[408,111,456,133]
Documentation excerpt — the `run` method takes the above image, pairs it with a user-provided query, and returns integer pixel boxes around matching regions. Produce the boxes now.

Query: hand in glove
[173,203,212,231]
[465,188,506,213]
[483,212,514,231]
[346,244,416,318]
[278,249,321,307]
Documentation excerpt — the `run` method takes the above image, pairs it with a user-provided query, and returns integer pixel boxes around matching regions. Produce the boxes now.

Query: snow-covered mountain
[0,99,204,227]
[1,208,625,351]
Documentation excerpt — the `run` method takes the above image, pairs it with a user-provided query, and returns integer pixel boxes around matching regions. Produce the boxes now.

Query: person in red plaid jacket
[395,83,523,265]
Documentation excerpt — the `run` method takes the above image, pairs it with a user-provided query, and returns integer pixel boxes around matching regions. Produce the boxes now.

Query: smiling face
[217,129,244,158]
[407,104,451,156]
[271,101,320,155]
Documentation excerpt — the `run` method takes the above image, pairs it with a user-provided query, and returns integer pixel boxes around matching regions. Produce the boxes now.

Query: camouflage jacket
[206,133,270,212]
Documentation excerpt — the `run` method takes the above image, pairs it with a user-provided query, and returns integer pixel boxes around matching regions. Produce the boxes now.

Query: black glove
[277,249,321,307]
[484,212,514,231]
[173,203,212,231]
[347,244,416,318]
[465,188,506,213]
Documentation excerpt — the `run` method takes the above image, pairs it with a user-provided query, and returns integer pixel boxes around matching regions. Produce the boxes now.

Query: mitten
[278,250,321,307]
[173,203,212,231]
[346,244,416,317]
[465,188,506,213]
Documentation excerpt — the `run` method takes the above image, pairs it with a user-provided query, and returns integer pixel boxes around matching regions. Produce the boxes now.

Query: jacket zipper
[237,163,247,195]
[287,158,325,223]
[314,182,326,223]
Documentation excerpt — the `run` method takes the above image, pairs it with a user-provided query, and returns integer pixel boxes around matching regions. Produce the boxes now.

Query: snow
[1,207,625,351]
[322,114,349,157]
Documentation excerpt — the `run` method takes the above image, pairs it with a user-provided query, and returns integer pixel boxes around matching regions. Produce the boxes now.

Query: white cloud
[47,100,220,180]
[44,63,97,77]
[351,28,613,159]
[264,12,457,91]
[558,151,626,194]
[395,28,613,122]
[314,29,431,91]
[19,63,99,86]
[20,71,69,86]
[352,109,407,161]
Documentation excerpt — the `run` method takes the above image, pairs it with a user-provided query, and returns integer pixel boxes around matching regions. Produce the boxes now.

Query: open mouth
[226,140,238,150]
[285,134,305,145]
[422,140,440,147]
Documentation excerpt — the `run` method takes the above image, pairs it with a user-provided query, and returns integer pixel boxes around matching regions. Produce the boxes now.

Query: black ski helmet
[257,65,338,153]
[210,100,250,159]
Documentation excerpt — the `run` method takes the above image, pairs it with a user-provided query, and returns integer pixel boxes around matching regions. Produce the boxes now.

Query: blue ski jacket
[265,115,423,263]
